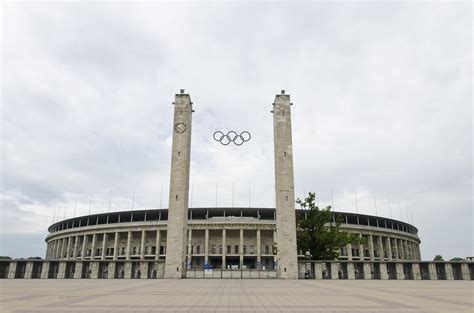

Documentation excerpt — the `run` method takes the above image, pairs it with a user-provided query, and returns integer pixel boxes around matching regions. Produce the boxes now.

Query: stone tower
[272,90,298,279]
[164,89,193,279]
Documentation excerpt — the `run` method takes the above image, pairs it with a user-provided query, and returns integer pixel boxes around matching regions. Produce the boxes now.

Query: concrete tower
[164,89,193,279]
[272,90,298,279]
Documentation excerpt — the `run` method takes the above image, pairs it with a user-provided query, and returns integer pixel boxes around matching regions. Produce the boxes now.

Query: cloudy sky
[1,1,472,260]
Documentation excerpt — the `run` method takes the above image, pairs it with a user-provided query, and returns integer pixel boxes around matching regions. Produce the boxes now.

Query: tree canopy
[296,192,363,260]
[433,255,444,261]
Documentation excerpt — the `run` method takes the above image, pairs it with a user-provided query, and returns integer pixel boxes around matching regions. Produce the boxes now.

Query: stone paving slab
[0,279,472,313]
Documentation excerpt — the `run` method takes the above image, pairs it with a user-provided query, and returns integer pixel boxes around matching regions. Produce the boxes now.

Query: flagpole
[73,196,78,217]
[388,199,392,218]
[373,193,378,216]
[232,182,235,208]
[354,192,358,214]
[159,184,163,209]
[248,183,251,208]
[331,188,334,209]
[131,186,136,210]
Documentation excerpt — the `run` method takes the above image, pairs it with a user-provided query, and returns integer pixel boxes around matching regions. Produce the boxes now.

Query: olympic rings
[213,130,252,146]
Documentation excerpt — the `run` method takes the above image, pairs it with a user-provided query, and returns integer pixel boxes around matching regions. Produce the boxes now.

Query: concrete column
[346,243,353,260]
[460,263,470,280]
[40,262,50,279]
[204,229,209,266]
[221,229,226,269]
[164,91,193,279]
[124,261,132,279]
[358,234,364,259]
[66,237,72,259]
[386,236,392,260]
[380,263,388,280]
[363,263,371,279]
[347,262,355,279]
[74,262,83,279]
[91,234,97,259]
[417,245,421,260]
[57,262,66,279]
[108,262,116,279]
[51,241,56,259]
[113,232,119,260]
[272,91,299,279]
[399,239,405,260]
[81,235,87,260]
[412,263,421,280]
[392,238,398,260]
[445,263,454,280]
[126,231,131,260]
[51,242,56,258]
[396,263,404,280]
[273,230,277,248]
[101,233,107,260]
[314,263,323,280]
[90,262,99,279]
[239,229,244,268]
[368,235,375,261]
[45,243,50,259]
[187,229,193,269]
[140,262,148,279]
[60,238,66,260]
[377,236,384,259]
[55,239,62,259]
[256,229,261,268]
[428,263,437,280]
[48,242,53,259]
[411,242,416,260]
[155,230,161,260]
[24,262,34,279]
[72,236,79,259]
[140,230,146,260]
[330,263,339,280]
[47,242,52,259]
[405,241,410,260]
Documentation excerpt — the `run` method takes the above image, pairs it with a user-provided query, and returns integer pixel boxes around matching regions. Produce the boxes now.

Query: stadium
[43,207,421,279]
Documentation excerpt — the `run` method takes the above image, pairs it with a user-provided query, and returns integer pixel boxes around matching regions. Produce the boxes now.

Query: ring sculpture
[213,130,252,146]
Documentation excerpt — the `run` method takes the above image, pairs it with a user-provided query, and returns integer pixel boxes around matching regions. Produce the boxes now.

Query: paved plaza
[0,279,472,312]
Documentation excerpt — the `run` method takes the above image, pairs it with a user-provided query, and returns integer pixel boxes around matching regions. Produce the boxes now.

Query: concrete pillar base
[74,262,83,279]
[57,262,66,279]
[379,263,388,280]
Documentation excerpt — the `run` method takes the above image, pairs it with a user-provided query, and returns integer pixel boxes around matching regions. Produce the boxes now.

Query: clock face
[174,122,187,134]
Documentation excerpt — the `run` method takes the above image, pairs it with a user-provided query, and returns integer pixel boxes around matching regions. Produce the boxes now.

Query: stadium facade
[1,91,472,280]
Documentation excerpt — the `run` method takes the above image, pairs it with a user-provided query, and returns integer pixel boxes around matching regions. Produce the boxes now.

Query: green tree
[449,257,464,262]
[296,192,363,260]
[0,256,11,260]
[433,255,444,261]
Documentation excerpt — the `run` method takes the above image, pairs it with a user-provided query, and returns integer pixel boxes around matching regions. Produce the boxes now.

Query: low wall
[297,260,474,280]
[0,260,165,279]
[0,259,472,280]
